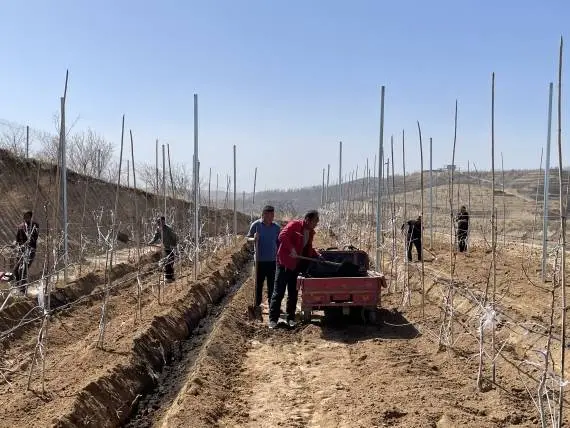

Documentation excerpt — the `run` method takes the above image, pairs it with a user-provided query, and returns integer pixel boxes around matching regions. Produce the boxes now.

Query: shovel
[294,255,362,277]
[246,238,262,320]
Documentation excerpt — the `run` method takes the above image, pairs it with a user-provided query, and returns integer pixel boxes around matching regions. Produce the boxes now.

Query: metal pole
[326,164,330,207]
[208,167,212,211]
[193,94,199,279]
[155,139,159,195]
[321,168,325,206]
[162,144,166,216]
[430,137,433,246]
[338,141,342,223]
[542,82,554,281]
[252,167,258,221]
[376,85,385,269]
[26,125,29,159]
[60,97,68,284]
[233,145,237,236]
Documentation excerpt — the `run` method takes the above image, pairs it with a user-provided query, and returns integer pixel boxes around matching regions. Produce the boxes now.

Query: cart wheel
[368,308,378,325]
[302,310,312,323]
[360,307,368,324]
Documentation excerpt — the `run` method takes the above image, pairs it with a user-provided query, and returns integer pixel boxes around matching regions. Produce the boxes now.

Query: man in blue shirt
[247,205,280,311]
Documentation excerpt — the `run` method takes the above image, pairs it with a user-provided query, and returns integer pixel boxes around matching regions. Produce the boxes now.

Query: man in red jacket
[269,210,321,329]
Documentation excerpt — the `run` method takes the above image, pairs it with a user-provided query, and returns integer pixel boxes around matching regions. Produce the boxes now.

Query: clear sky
[0,1,568,192]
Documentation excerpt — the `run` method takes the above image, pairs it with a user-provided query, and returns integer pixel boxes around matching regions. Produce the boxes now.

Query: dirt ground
[1,225,569,427]
[0,242,248,428]
[148,235,569,428]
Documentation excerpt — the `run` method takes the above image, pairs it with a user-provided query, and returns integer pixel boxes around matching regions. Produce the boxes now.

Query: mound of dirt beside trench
[51,242,251,428]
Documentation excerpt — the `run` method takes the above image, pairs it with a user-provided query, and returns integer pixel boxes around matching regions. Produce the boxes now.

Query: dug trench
[54,242,252,428]
[0,240,252,427]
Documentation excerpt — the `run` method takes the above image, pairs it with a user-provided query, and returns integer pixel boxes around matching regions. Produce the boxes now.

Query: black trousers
[255,261,276,307]
[163,249,175,280]
[406,237,422,261]
[457,229,468,252]
[13,249,34,290]
[269,265,298,322]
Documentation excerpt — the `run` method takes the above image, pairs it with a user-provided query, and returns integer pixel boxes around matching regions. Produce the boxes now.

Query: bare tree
[0,125,27,157]
[35,130,59,162]
[68,128,114,176]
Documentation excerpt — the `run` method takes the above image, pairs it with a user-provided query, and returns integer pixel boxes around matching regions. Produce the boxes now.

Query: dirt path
[216,314,534,428]
[154,259,547,427]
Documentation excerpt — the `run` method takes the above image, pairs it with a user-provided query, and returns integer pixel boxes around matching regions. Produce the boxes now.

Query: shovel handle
[294,255,342,267]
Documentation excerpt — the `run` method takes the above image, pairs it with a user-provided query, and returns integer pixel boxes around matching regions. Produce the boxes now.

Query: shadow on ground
[313,308,421,343]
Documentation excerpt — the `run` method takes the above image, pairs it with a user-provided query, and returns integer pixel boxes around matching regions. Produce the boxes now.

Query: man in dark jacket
[402,215,422,262]
[456,206,469,252]
[269,210,321,329]
[148,216,178,282]
[247,205,280,311]
[13,210,39,293]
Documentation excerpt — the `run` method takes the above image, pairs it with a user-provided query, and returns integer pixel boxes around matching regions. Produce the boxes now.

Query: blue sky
[0,0,567,191]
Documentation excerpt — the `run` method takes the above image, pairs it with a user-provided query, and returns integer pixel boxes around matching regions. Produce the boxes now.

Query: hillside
[244,167,570,215]
[0,149,251,278]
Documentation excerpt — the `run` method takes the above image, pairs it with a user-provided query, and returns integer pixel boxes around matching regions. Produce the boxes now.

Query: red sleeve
[278,221,295,254]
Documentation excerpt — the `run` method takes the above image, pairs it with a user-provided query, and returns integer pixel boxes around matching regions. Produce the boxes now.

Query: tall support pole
[60,70,69,284]
[491,73,497,384]
[376,85,385,269]
[60,97,68,283]
[207,167,211,238]
[233,145,237,236]
[430,137,433,247]
[155,139,159,195]
[326,164,330,207]
[162,144,166,216]
[26,125,29,159]
[193,94,199,279]
[542,82,554,281]
[130,130,138,243]
[321,168,325,206]
[556,36,566,423]
[467,160,471,212]
[338,141,343,223]
[252,167,257,219]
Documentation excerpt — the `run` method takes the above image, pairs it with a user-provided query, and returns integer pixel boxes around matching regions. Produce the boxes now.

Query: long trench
[122,262,252,427]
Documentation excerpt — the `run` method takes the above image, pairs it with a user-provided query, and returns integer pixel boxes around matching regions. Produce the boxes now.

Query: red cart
[296,247,387,324]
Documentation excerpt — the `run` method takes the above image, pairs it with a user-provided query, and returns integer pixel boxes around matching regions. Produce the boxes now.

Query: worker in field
[148,216,178,282]
[247,205,280,313]
[402,214,422,262]
[456,205,470,252]
[12,210,39,293]
[269,210,321,329]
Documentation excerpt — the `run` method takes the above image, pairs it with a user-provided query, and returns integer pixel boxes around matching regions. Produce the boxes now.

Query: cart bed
[297,271,386,310]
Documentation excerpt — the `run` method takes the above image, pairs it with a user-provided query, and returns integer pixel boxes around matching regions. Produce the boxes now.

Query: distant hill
[236,167,570,216]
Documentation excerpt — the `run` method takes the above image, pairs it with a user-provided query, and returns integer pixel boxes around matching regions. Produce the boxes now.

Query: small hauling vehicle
[296,246,387,324]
